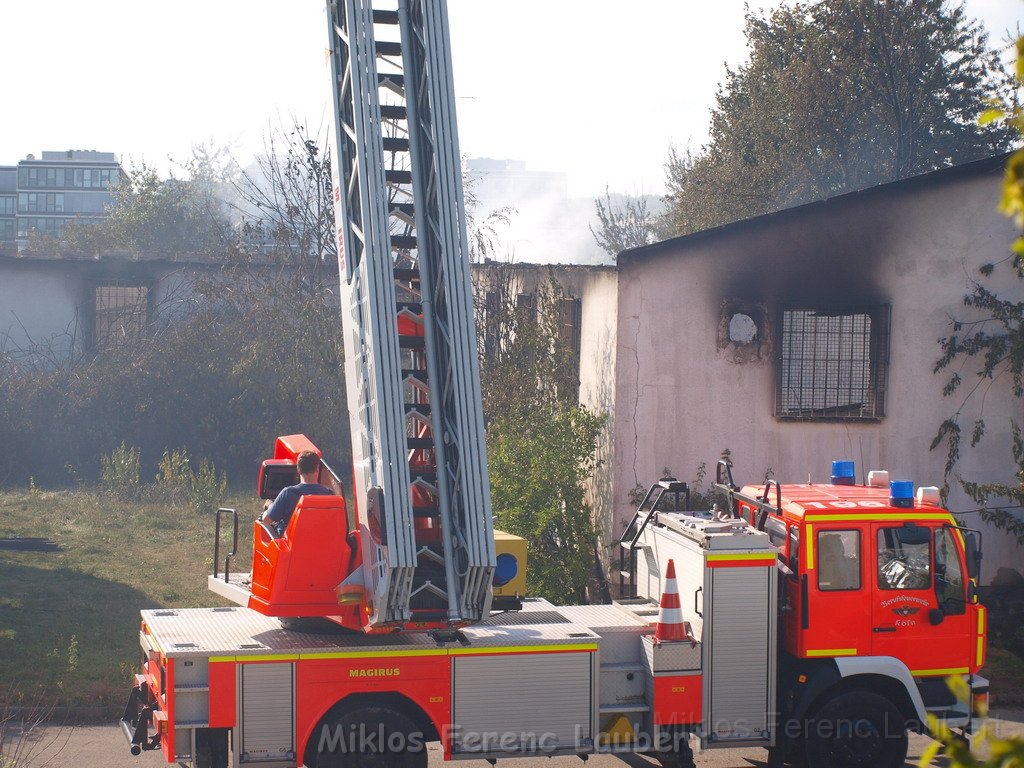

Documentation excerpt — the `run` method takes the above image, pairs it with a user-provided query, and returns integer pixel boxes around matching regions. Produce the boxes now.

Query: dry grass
[0,488,259,711]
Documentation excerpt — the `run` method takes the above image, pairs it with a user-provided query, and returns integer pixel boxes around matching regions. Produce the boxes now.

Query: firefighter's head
[296,450,321,482]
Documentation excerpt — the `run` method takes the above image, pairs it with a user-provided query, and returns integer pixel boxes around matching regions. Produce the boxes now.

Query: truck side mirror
[963,531,982,584]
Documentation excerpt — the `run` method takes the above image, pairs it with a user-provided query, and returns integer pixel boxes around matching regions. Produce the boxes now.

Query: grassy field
[1,486,1022,716]
[0,487,260,711]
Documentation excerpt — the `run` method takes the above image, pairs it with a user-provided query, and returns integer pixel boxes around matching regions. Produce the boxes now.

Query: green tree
[590,188,658,258]
[61,152,233,257]
[664,0,1014,237]
[475,266,605,603]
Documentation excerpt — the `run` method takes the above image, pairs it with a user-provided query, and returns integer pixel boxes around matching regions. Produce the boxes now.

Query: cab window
[787,525,800,577]
[935,527,966,615]
[817,529,861,591]
[877,525,931,590]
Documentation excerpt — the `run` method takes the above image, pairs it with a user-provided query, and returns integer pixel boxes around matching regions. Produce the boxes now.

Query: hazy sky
[1,1,1020,199]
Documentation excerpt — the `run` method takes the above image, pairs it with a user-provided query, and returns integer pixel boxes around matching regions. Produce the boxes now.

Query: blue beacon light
[889,480,915,508]
[831,460,856,485]
[493,553,519,587]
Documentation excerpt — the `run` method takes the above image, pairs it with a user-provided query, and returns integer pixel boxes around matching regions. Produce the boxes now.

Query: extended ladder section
[325,0,495,628]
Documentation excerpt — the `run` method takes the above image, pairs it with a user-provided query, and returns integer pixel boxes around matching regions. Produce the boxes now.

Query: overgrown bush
[100,443,141,500]
[153,448,229,513]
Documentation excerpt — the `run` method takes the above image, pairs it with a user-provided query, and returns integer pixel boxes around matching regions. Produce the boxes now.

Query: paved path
[9,709,1023,768]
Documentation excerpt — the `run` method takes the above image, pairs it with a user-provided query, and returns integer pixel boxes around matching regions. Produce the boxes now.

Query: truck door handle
[694,587,703,618]
[872,626,896,633]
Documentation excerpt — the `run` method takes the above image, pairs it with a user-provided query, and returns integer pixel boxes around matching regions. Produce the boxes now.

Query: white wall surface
[614,166,1022,583]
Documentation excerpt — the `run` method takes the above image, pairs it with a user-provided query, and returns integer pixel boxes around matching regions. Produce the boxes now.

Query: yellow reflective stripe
[976,606,986,666]
[806,524,814,570]
[299,649,447,660]
[706,553,776,562]
[911,667,969,677]
[806,648,857,657]
[207,644,599,664]
[804,513,954,523]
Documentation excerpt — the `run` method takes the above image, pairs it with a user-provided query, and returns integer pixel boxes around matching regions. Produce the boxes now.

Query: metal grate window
[94,283,149,350]
[776,306,889,420]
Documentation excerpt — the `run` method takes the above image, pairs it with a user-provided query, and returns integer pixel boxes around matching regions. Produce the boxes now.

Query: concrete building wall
[0,257,199,361]
[614,162,1022,584]
[0,260,86,357]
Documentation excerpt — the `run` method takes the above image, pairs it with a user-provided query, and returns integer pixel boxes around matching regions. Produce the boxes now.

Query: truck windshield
[877,526,931,590]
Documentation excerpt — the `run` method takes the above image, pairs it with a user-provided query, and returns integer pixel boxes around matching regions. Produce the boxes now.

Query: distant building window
[94,284,149,350]
[17,192,64,213]
[0,196,14,216]
[0,219,15,241]
[18,166,118,189]
[516,292,536,320]
[776,306,890,420]
[17,217,65,238]
[559,297,582,360]
[482,290,500,361]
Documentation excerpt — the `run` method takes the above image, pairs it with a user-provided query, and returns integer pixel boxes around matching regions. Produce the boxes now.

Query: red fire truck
[120,452,988,768]
[118,1,989,766]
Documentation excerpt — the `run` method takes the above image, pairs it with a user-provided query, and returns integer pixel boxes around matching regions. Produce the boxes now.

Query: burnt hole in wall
[718,301,769,363]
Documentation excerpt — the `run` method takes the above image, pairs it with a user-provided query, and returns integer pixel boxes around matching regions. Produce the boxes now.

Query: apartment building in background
[3,150,122,248]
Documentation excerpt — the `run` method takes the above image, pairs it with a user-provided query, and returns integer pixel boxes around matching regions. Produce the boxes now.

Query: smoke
[465,158,611,266]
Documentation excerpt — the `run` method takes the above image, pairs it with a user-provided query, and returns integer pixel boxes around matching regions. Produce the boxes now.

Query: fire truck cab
[718,460,987,766]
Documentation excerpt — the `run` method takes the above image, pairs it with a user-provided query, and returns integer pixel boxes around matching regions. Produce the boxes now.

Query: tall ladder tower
[325,0,495,628]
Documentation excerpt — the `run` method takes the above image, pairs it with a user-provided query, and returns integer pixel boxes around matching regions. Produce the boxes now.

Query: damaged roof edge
[617,151,1013,265]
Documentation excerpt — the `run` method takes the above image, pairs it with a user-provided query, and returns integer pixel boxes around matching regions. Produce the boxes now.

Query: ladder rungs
[391,235,418,250]
[385,169,413,184]
[372,9,399,24]
[379,106,406,122]
[376,41,402,57]
[394,270,420,285]
[383,137,410,153]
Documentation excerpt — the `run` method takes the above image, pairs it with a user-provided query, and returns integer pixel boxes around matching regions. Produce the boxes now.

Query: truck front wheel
[314,706,427,768]
[804,690,908,768]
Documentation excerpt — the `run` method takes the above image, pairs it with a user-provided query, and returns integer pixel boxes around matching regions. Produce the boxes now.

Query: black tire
[804,690,908,768]
[653,728,695,768]
[315,707,427,768]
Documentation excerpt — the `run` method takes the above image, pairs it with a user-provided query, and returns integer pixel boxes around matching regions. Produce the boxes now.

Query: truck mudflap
[120,679,160,755]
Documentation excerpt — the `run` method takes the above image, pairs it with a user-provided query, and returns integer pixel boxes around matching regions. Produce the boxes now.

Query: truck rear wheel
[315,706,427,768]
[804,690,907,768]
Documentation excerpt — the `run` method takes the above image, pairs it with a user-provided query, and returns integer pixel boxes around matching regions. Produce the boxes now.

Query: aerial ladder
[207,0,495,631]
[326,0,495,628]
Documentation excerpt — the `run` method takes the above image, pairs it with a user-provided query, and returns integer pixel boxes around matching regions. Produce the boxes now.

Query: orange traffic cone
[653,559,695,645]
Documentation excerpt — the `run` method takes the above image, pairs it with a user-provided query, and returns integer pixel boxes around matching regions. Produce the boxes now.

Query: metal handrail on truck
[212,507,238,583]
